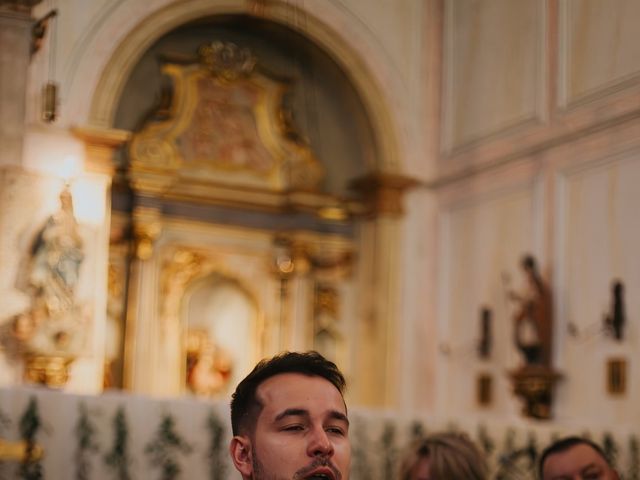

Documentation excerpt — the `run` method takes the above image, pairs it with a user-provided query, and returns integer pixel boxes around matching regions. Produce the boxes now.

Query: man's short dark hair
[538,436,613,478]
[230,351,346,436]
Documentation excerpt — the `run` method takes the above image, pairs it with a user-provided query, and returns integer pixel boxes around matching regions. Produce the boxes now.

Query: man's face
[231,372,351,480]
[542,444,619,480]
[409,456,430,480]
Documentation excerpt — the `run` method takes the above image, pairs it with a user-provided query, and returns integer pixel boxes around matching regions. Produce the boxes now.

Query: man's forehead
[256,372,346,412]
[544,444,609,475]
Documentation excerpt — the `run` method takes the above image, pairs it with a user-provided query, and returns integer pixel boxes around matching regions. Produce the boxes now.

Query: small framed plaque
[607,358,627,396]
[477,373,493,406]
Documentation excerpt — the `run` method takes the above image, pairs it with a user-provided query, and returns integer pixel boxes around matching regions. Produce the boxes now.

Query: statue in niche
[506,255,552,367]
[185,329,232,396]
[6,187,87,359]
[604,280,625,341]
[477,307,492,360]
[28,186,84,318]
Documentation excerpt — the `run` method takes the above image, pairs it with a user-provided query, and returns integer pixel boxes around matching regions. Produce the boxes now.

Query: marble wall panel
[559,0,640,107]
[437,183,537,417]
[555,151,640,424]
[443,0,544,153]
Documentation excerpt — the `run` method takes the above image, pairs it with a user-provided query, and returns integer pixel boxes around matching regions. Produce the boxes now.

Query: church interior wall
[412,0,640,429]
[2,1,640,473]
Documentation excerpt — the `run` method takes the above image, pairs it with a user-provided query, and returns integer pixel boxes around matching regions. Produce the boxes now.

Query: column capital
[350,172,419,218]
[72,125,131,176]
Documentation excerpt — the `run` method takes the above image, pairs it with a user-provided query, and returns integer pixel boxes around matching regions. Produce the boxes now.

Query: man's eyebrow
[274,408,309,422]
[328,410,349,426]
[580,463,603,472]
[273,409,349,426]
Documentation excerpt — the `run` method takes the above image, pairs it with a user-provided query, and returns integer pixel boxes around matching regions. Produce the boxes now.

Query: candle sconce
[477,306,492,360]
[603,280,625,341]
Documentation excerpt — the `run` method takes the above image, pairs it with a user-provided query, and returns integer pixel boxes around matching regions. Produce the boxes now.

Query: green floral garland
[145,413,192,480]
[104,407,131,480]
[18,397,42,480]
[74,402,99,480]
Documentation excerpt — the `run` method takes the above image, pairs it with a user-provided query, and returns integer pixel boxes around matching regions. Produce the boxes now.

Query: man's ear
[229,435,254,478]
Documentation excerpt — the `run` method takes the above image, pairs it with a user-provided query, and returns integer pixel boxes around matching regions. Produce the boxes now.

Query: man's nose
[307,427,334,457]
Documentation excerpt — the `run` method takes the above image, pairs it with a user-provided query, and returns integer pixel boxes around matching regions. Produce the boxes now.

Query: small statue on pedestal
[505,254,561,420]
[507,255,552,367]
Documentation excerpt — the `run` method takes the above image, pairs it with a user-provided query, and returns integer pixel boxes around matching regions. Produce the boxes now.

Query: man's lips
[294,459,340,480]
[304,466,336,480]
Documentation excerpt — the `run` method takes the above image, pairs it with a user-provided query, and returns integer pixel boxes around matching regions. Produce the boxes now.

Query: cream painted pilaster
[352,173,416,407]
[0,4,37,167]
[69,126,128,393]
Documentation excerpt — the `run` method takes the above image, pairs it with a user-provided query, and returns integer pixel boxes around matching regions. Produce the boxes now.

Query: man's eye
[583,468,603,480]
[326,427,345,436]
[282,424,305,431]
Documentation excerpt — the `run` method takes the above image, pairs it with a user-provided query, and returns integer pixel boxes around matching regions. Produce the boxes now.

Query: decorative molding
[350,172,418,218]
[508,365,562,420]
[72,126,131,176]
[441,0,547,155]
[24,354,74,387]
[557,0,640,110]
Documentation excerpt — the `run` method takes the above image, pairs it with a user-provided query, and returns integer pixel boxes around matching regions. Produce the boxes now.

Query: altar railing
[1,387,637,479]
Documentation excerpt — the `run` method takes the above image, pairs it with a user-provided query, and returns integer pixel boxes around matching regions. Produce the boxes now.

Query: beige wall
[2,0,639,431]
[418,0,640,428]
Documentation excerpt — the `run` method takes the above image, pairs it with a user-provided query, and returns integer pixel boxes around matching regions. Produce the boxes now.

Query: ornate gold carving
[350,172,419,218]
[198,41,256,81]
[128,41,324,200]
[271,233,354,279]
[312,283,344,368]
[508,365,562,420]
[132,206,161,260]
[156,244,262,394]
[24,355,74,387]
[160,249,206,320]
[315,284,339,320]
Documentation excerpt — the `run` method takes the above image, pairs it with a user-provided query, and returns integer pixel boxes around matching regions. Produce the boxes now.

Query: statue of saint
[507,255,553,367]
[29,187,84,318]
[185,329,232,396]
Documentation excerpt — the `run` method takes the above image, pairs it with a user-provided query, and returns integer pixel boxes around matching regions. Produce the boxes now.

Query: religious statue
[505,255,561,420]
[185,329,232,396]
[3,186,88,386]
[506,255,553,367]
[29,186,84,318]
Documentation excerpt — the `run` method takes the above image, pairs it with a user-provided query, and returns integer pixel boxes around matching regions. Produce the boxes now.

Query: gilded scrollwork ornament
[198,41,257,81]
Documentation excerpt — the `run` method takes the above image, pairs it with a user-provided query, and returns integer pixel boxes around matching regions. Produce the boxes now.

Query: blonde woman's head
[398,432,488,480]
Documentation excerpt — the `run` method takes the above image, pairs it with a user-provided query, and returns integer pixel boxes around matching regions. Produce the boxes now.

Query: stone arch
[86,0,402,173]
